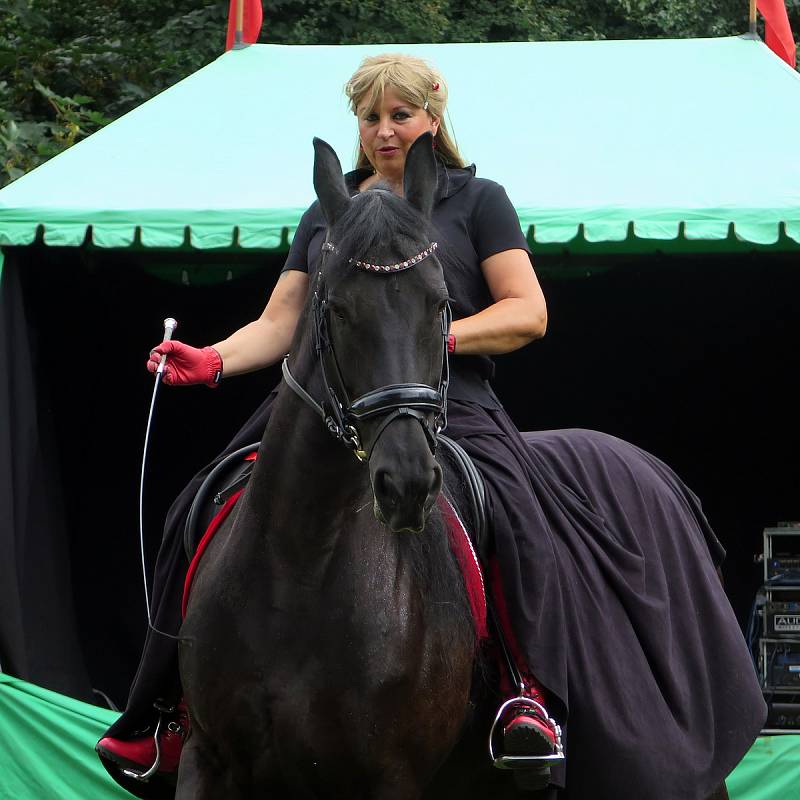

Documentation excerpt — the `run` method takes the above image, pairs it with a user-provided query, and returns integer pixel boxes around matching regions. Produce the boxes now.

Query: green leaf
[33,79,56,99]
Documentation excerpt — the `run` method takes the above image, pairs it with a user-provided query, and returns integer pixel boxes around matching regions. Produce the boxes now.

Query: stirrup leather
[489,695,565,770]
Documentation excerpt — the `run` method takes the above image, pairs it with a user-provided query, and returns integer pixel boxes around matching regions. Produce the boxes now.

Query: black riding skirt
[443,401,765,799]
[103,392,765,800]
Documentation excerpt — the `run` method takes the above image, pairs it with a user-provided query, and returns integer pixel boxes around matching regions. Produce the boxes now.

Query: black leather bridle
[282,233,451,462]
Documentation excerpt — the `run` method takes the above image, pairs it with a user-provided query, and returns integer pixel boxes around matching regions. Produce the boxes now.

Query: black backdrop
[1,243,798,708]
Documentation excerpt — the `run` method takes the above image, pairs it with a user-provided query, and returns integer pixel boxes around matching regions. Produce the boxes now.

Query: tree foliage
[0,0,229,183]
[1,0,797,186]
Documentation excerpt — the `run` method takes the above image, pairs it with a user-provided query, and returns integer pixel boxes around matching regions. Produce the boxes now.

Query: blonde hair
[345,53,466,171]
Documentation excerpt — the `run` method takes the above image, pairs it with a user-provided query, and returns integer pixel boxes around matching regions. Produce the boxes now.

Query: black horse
[176,135,735,799]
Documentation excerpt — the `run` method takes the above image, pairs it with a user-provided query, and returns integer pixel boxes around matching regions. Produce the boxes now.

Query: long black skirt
[443,401,765,798]
[102,394,765,799]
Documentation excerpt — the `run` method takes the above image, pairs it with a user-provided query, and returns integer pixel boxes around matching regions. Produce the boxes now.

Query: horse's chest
[272,578,423,673]
[182,526,473,793]
[198,586,428,769]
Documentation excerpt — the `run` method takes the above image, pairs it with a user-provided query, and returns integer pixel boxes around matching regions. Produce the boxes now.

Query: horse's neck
[231,357,474,695]
[246,375,372,563]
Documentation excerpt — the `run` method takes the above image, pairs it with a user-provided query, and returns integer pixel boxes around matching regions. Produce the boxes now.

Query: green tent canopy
[1,35,799,263]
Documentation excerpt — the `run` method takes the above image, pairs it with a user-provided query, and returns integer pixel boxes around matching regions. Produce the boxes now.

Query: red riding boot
[487,560,563,790]
[490,678,564,792]
[500,682,562,760]
[96,701,189,782]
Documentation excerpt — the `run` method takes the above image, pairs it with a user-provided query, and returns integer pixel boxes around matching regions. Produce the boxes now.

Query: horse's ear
[313,138,350,226]
[403,132,437,219]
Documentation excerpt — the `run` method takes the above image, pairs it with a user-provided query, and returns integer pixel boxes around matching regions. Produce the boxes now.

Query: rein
[283,232,451,461]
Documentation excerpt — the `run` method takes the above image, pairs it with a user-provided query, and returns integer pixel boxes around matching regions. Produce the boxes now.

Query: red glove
[146,340,223,387]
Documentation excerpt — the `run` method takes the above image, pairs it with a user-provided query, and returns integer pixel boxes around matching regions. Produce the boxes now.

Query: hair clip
[423,100,429,110]
[432,82,440,91]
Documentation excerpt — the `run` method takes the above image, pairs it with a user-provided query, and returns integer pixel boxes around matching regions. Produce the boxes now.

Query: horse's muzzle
[369,418,443,533]
[371,462,442,533]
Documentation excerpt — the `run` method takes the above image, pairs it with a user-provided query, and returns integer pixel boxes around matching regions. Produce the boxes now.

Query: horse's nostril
[374,468,399,507]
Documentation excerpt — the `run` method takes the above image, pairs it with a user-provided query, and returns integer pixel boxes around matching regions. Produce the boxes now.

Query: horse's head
[311,133,448,533]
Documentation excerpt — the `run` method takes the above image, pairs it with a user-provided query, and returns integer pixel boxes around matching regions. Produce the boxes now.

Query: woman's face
[357,86,440,183]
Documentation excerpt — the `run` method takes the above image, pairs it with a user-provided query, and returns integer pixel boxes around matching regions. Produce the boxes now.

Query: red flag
[757,0,797,67]
[225,0,263,51]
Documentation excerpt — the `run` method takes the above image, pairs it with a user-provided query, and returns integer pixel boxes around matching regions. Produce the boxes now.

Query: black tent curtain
[0,251,93,700]
[0,244,282,707]
[1,242,799,709]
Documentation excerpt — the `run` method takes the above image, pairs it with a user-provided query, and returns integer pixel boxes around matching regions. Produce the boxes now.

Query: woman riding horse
[96,54,765,799]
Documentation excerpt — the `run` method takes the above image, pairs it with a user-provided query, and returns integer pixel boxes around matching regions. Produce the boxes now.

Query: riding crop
[138,317,180,639]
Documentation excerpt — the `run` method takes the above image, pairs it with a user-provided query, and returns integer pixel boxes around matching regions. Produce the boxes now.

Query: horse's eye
[329,302,348,323]
[329,295,357,325]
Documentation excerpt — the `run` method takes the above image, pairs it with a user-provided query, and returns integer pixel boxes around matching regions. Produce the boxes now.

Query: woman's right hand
[146,341,223,387]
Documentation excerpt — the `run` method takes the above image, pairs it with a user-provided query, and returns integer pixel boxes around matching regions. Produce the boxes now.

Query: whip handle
[156,317,178,375]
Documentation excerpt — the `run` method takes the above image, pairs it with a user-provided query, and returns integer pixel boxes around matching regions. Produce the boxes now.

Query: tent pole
[234,0,244,47]
[749,0,757,35]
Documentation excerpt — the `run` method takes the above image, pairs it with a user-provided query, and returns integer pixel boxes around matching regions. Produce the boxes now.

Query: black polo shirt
[282,162,532,409]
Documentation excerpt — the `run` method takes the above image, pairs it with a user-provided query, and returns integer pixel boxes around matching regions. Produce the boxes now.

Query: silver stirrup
[488,695,565,770]
[121,714,164,782]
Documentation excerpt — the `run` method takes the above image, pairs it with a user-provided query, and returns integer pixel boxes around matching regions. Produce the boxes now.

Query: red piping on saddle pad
[182,482,488,640]
[437,494,489,640]
[182,489,243,619]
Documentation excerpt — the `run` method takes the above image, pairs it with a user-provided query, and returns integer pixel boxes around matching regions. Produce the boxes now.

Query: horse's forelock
[327,190,433,280]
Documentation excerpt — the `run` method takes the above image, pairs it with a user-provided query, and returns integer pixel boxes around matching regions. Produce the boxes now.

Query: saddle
[182,436,489,640]
[181,437,491,637]
[182,436,489,562]
[182,443,261,559]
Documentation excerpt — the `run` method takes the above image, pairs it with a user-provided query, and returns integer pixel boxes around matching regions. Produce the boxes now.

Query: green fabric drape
[0,674,128,799]
[0,673,798,799]
[727,735,800,800]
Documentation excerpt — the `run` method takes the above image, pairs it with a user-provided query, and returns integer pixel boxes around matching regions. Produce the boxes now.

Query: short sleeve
[281,202,318,274]
[471,182,530,262]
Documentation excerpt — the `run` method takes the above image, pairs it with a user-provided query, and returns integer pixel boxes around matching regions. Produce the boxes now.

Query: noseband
[282,234,451,462]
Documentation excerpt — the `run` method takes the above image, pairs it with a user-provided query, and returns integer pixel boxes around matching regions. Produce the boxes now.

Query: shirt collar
[344,160,476,203]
